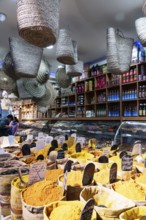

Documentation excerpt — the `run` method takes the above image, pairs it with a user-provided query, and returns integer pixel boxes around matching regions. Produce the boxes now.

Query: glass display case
[113,121,146,152]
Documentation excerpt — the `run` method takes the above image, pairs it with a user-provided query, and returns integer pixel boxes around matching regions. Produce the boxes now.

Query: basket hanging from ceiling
[36,60,49,84]
[17,0,60,47]
[3,52,17,80]
[9,37,43,78]
[23,78,46,98]
[16,78,33,99]
[66,60,83,77]
[46,81,58,105]
[56,66,72,88]
[34,87,51,107]
[135,17,146,47]
[56,29,77,65]
[107,27,134,74]
[0,70,17,93]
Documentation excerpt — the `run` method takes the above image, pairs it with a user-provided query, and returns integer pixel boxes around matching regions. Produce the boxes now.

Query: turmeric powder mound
[23,181,63,206]
[46,169,63,183]
[48,201,96,220]
[133,173,146,186]
[93,169,109,184]
[60,171,83,187]
[112,181,145,201]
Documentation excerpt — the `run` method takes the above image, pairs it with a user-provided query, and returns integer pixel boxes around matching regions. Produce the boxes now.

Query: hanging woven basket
[107,27,133,74]
[56,29,77,65]
[17,0,60,47]
[9,37,43,78]
[135,17,146,47]
[36,60,49,84]
[16,78,33,99]
[56,66,72,88]
[34,87,51,107]
[3,52,18,80]
[66,60,83,77]
[46,81,57,105]
[0,70,17,93]
[23,78,46,98]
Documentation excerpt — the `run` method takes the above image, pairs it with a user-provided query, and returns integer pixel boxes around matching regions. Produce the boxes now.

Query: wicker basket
[0,70,17,93]
[135,17,146,47]
[3,52,17,80]
[107,27,133,74]
[66,60,83,77]
[36,60,49,84]
[56,66,72,88]
[34,86,51,107]
[17,0,60,47]
[16,78,33,99]
[56,29,77,65]
[45,81,58,105]
[23,78,46,98]
[9,37,43,78]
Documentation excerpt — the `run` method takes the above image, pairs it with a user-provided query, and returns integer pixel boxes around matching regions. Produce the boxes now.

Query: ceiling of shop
[0,0,144,72]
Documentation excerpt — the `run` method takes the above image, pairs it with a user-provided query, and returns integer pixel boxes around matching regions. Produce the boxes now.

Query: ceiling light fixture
[0,13,7,22]
[47,45,54,49]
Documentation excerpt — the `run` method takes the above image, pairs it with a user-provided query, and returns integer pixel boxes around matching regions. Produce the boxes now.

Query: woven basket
[56,67,72,88]
[135,17,146,47]
[107,27,133,74]
[9,37,43,78]
[56,29,77,65]
[0,70,16,93]
[36,60,49,84]
[23,78,46,98]
[16,78,33,99]
[3,52,17,80]
[46,81,58,105]
[17,0,60,47]
[66,60,83,77]
[143,0,146,15]
[34,86,51,107]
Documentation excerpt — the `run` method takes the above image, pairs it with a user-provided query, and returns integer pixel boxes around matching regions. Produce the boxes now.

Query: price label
[76,143,82,153]
[28,161,47,185]
[82,163,95,186]
[38,132,44,139]
[57,150,65,159]
[80,199,94,220]
[140,216,146,220]
[132,142,142,156]
[98,155,109,163]
[64,160,73,173]
[36,139,45,150]
[122,155,133,171]
[119,151,128,159]
[45,136,53,145]
[109,163,117,184]
[62,143,68,151]
[58,136,65,145]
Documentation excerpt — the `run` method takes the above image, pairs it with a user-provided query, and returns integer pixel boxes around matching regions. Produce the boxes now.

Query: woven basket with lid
[17,0,60,47]
[9,37,43,78]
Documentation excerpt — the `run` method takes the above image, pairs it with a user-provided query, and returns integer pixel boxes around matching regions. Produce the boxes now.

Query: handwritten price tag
[109,163,117,184]
[122,155,133,171]
[82,163,95,186]
[80,199,94,220]
[36,139,45,150]
[28,161,47,185]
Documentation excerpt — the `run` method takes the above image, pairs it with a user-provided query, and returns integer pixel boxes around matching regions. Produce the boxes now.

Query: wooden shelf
[96,87,106,91]
[96,102,106,105]
[122,81,137,86]
[85,90,94,93]
[122,99,137,102]
[122,117,146,121]
[107,84,120,89]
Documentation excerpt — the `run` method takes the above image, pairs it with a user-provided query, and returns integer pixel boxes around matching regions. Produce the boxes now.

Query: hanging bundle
[135,17,146,47]
[17,0,60,47]
[9,37,43,78]
[107,27,134,74]
[23,78,46,98]
[36,60,49,84]
[3,52,17,80]
[56,29,77,65]
[56,66,72,88]
[16,78,33,99]
[66,60,83,77]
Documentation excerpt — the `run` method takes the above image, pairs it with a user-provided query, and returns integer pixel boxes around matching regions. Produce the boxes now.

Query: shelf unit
[20,62,146,122]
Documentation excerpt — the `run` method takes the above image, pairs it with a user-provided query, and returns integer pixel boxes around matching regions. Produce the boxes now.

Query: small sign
[80,199,94,220]
[45,136,53,145]
[36,139,45,150]
[132,142,142,156]
[28,161,47,185]
[57,150,65,159]
[64,160,73,173]
[82,163,95,186]
[140,216,146,220]
[58,136,65,145]
[38,132,44,139]
[76,137,85,146]
[119,151,128,159]
[122,155,133,171]
[62,143,68,151]
[76,143,82,153]
[98,155,109,163]
[109,163,117,184]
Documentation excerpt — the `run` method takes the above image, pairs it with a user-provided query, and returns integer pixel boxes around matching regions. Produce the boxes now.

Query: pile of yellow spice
[46,169,63,183]
[23,180,63,206]
[93,169,110,184]
[60,171,83,187]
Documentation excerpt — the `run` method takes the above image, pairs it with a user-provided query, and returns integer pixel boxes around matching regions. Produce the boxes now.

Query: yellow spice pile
[112,181,145,201]
[93,169,110,184]
[48,201,96,220]
[46,169,63,183]
[61,171,83,187]
[23,181,63,206]
[133,173,146,185]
